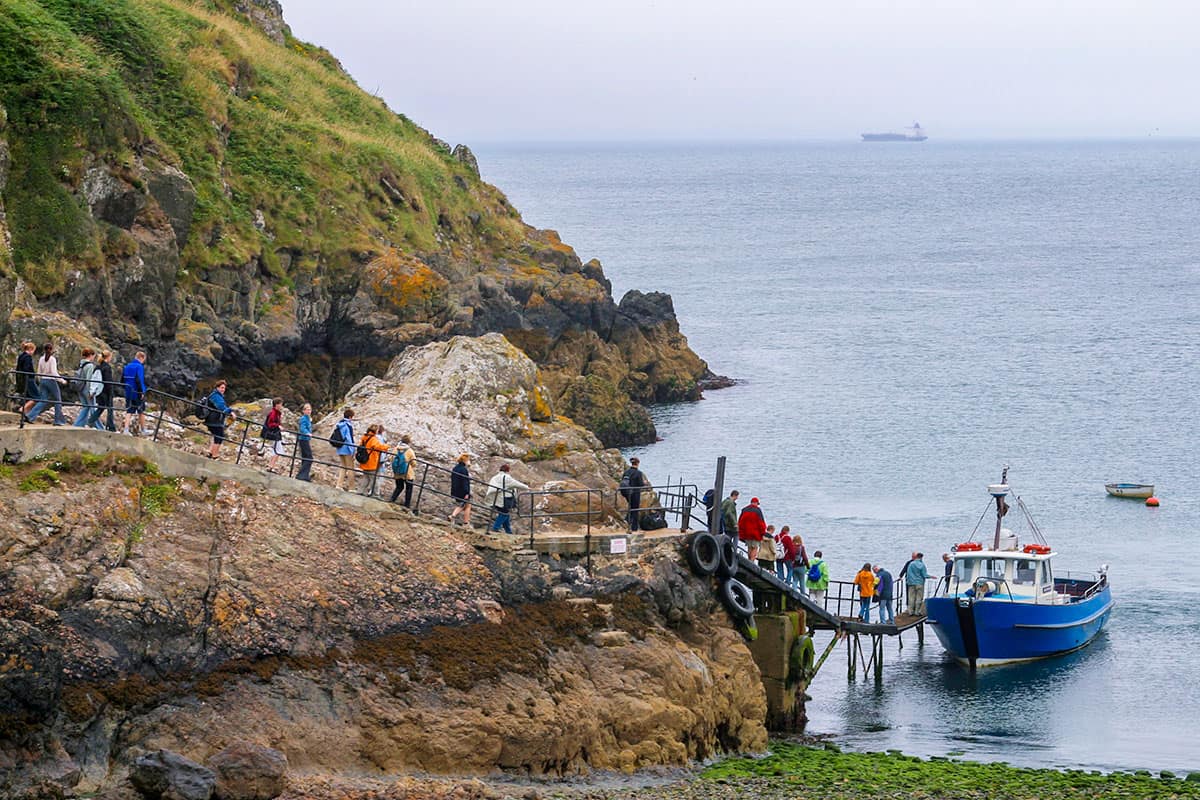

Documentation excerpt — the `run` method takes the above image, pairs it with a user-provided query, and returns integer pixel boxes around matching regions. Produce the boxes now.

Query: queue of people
[17,342,147,434]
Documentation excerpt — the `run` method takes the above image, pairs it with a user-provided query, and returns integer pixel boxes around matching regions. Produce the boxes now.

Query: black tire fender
[686,532,720,577]
[715,534,738,579]
[720,578,755,619]
[789,634,816,682]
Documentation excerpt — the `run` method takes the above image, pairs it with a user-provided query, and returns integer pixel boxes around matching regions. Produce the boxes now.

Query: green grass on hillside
[0,0,527,297]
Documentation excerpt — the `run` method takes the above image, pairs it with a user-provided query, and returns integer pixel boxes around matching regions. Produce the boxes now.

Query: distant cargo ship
[861,122,927,142]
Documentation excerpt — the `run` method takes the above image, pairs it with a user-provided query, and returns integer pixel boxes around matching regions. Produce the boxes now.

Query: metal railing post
[235,421,249,465]
[413,462,429,514]
[585,491,592,573]
[287,438,297,477]
[152,404,165,442]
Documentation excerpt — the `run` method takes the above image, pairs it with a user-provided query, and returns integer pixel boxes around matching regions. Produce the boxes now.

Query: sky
[281,0,1200,143]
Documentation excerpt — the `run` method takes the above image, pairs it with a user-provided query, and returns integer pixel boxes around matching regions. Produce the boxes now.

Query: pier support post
[873,634,884,682]
[917,621,925,646]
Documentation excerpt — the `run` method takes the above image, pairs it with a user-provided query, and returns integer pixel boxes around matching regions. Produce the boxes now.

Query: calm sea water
[476,140,1200,773]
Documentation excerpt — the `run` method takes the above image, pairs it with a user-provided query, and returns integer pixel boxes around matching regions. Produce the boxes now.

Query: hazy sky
[282,0,1199,142]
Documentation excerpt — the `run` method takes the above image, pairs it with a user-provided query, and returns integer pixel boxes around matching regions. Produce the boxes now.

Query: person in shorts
[204,380,234,459]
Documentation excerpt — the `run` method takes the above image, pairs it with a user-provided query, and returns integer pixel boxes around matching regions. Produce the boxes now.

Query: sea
[475,140,1200,774]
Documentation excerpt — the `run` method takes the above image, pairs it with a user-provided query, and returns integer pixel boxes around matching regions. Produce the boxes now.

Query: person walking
[777,525,795,583]
[332,409,356,490]
[71,349,102,428]
[719,490,739,536]
[15,341,36,414]
[95,351,116,431]
[807,550,830,605]
[485,463,529,535]
[390,434,417,507]
[356,424,387,496]
[759,523,778,572]
[854,562,877,623]
[295,403,314,481]
[447,453,472,526]
[792,530,810,594]
[738,497,767,561]
[875,564,895,624]
[203,380,235,459]
[121,351,148,435]
[620,457,649,532]
[25,343,67,425]
[905,552,930,615]
[262,398,285,473]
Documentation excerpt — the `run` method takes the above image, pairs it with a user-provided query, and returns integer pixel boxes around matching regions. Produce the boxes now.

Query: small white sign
[609,537,628,555]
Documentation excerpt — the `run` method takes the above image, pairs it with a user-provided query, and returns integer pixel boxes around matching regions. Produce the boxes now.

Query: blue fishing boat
[925,469,1114,669]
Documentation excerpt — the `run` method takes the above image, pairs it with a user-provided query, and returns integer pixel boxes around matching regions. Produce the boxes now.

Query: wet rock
[207,742,287,800]
[130,750,216,800]
[0,618,63,719]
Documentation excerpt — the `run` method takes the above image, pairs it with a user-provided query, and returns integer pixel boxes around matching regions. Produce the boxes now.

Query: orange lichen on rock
[365,250,450,321]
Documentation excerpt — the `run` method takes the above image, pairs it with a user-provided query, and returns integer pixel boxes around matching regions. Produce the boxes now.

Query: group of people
[851,551,954,624]
[16,342,148,434]
[202,389,533,533]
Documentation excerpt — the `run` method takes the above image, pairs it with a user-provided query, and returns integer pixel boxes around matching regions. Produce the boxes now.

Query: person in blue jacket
[333,409,356,490]
[295,403,314,481]
[905,552,930,615]
[204,380,235,459]
[121,351,148,435]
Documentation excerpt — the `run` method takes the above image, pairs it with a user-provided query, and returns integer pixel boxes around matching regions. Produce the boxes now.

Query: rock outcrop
[320,333,625,496]
[0,2,720,445]
[0,452,766,799]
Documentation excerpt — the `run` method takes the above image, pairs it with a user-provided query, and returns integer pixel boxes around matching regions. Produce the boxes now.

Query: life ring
[956,542,982,552]
[1023,543,1051,555]
[788,634,816,683]
[715,535,739,579]
[686,532,720,577]
[720,578,755,619]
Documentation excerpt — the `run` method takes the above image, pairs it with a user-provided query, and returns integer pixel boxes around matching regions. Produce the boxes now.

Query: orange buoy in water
[1146,496,1161,507]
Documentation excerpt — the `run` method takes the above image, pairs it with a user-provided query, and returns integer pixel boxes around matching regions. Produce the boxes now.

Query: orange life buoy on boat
[1023,544,1051,555]
[955,542,983,552]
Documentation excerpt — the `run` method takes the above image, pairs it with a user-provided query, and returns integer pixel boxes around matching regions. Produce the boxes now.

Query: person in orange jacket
[854,562,877,623]
[357,424,389,497]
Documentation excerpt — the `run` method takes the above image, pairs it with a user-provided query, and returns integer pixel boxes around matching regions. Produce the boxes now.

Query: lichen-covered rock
[207,742,287,800]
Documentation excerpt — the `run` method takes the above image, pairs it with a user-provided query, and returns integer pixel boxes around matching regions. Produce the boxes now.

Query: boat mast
[990,466,1010,550]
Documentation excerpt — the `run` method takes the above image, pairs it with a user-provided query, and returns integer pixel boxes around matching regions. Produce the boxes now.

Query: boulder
[0,618,63,720]
[207,742,287,800]
[130,750,215,800]
[145,166,197,248]
[451,144,480,178]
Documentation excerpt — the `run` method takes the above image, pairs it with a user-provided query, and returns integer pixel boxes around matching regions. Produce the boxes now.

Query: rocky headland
[0,0,722,447]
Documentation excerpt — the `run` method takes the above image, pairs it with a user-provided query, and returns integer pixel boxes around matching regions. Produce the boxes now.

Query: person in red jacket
[777,526,797,583]
[738,496,767,561]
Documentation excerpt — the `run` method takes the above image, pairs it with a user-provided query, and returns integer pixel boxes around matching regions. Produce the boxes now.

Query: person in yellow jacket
[854,562,877,623]
[356,424,388,497]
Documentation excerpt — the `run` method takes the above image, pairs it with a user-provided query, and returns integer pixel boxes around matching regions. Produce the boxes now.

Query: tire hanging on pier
[686,532,720,577]
[715,534,738,579]
[720,578,755,620]
[789,634,816,683]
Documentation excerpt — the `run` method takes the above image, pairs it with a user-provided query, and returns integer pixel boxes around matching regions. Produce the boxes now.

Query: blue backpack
[392,448,408,475]
[807,561,823,583]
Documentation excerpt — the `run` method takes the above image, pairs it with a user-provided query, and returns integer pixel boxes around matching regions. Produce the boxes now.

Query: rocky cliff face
[0,454,766,798]
[0,1,719,446]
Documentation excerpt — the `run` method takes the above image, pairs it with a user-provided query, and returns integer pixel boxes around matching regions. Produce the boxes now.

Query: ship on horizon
[861,122,927,142]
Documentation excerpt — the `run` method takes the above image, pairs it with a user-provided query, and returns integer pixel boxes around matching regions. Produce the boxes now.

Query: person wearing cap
[738,496,767,561]
[448,453,472,527]
[485,463,530,535]
[620,457,649,532]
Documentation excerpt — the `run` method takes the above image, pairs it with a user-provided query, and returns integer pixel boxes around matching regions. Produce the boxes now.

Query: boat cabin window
[1014,559,1038,587]
[953,558,976,585]
[1041,562,1054,591]
[981,558,1007,581]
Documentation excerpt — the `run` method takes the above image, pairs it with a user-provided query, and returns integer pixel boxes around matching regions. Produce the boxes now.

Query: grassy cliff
[0,0,712,444]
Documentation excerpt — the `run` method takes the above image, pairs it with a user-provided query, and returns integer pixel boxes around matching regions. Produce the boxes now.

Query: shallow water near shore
[478,140,1200,773]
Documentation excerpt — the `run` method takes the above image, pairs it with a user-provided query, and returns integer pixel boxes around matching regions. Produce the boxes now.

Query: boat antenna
[990,465,1010,550]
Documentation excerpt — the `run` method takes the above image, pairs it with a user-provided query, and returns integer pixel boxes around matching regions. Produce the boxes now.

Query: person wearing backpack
[71,349,102,428]
[446,453,472,526]
[806,551,830,605]
[619,457,649,532]
[295,403,314,482]
[386,434,416,507]
[96,351,117,431]
[330,409,356,490]
[15,341,37,415]
[204,380,235,459]
[355,424,388,497]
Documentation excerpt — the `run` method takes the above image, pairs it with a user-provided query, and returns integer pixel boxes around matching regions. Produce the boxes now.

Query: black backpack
[329,422,347,448]
[203,395,225,426]
[639,508,668,530]
[354,435,372,464]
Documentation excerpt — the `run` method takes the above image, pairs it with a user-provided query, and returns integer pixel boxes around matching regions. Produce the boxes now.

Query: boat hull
[926,584,1113,667]
[1105,483,1154,499]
